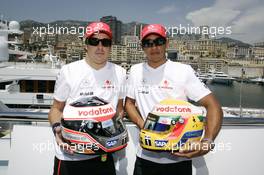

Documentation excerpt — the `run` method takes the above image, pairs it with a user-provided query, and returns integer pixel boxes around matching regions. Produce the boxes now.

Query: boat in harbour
[207,70,235,85]
[248,77,264,85]
[196,72,213,84]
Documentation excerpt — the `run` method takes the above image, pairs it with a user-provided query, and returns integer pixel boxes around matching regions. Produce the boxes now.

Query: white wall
[4,124,264,175]
[228,66,264,78]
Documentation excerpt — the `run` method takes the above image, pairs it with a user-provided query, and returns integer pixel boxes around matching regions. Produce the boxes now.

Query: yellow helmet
[140,99,205,151]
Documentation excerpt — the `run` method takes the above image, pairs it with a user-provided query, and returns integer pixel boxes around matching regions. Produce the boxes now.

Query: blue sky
[1,0,263,43]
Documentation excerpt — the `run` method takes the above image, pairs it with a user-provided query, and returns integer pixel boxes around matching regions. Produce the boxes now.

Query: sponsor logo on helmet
[78,107,114,116]
[154,140,168,147]
[63,104,116,120]
[106,139,118,147]
[158,117,171,125]
[173,130,204,148]
[154,105,192,113]
[62,129,100,152]
[77,106,115,117]
[144,135,152,146]
[62,129,92,142]
[183,130,203,138]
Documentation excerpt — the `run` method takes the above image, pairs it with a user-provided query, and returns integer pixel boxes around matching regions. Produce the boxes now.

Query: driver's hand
[54,127,74,155]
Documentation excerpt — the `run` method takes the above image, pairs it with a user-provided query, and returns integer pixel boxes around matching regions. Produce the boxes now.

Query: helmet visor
[143,113,173,133]
[63,115,125,138]
[70,97,107,107]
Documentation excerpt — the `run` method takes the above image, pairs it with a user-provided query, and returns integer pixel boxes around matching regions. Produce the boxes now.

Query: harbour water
[207,82,264,108]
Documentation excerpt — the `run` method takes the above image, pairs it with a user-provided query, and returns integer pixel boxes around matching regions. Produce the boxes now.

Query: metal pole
[239,77,242,117]
[239,68,245,117]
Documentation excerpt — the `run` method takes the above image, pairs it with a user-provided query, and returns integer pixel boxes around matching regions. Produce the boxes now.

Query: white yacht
[207,69,235,85]
[196,72,213,84]
[249,77,264,85]
[0,62,59,108]
[0,19,61,108]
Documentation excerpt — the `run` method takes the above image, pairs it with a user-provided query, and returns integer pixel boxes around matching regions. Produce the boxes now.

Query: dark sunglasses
[141,37,166,48]
[86,37,112,47]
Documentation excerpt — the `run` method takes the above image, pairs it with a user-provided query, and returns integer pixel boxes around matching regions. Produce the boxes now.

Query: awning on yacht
[0,76,29,83]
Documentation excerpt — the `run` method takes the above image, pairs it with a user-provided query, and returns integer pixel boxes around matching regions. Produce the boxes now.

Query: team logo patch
[102,80,115,89]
